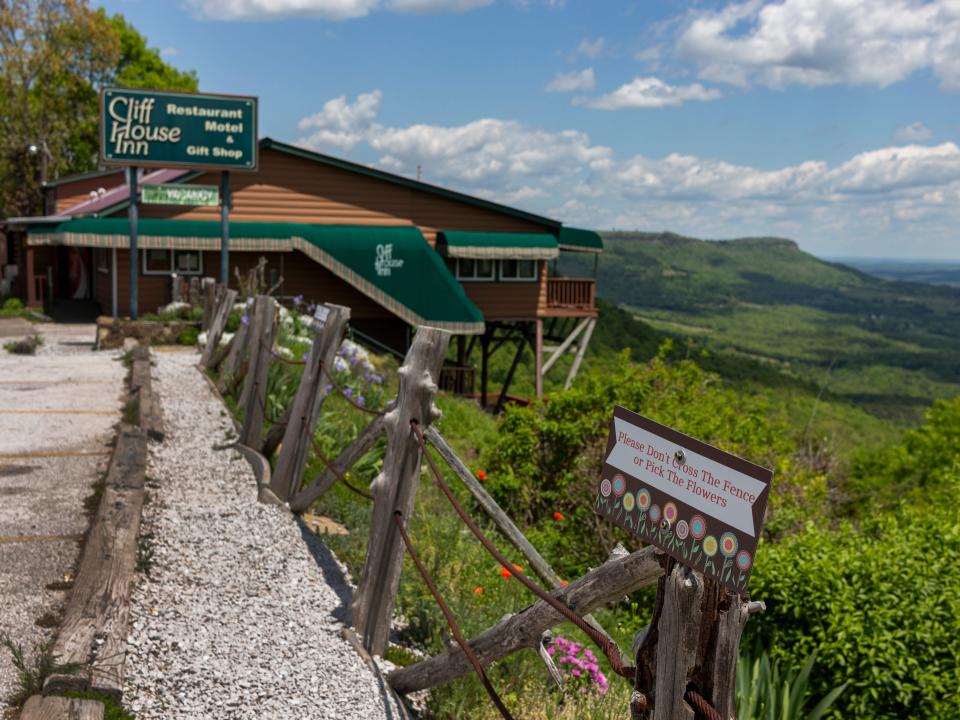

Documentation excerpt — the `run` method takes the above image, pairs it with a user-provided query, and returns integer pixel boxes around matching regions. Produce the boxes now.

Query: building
[1,138,602,407]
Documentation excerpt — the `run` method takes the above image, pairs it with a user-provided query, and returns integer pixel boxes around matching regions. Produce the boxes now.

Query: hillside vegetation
[560,232,960,423]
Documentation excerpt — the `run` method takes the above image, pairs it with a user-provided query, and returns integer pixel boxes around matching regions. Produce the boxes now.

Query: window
[499,259,538,281]
[142,249,202,276]
[451,257,495,281]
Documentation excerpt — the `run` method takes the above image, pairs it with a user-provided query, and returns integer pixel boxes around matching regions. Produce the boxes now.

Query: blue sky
[99,0,960,259]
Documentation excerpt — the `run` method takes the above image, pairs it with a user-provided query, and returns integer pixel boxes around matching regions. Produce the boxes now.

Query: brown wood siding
[109,250,171,316]
[53,172,125,214]
[94,249,111,310]
[460,261,548,321]
[138,149,547,244]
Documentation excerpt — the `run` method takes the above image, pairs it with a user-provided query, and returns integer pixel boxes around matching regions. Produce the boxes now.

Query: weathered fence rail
[194,282,758,719]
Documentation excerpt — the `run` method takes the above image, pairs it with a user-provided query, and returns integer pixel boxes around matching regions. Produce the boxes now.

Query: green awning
[28,218,484,334]
[28,217,295,250]
[437,231,558,260]
[558,227,603,253]
[296,225,484,334]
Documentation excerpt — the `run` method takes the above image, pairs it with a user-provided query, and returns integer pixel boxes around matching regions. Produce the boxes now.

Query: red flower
[477,469,487,482]
[561,580,568,587]
[473,586,484,595]
[553,511,564,521]
[499,567,512,579]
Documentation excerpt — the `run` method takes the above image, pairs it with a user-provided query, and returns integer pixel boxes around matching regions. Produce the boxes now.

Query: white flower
[333,356,349,373]
[160,301,191,314]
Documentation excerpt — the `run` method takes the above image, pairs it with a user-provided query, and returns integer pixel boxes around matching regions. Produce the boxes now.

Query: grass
[3,334,42,355]
[0,632,84,709]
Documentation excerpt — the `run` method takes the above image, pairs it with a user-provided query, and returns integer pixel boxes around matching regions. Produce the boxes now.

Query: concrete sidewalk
[0,322,125,704]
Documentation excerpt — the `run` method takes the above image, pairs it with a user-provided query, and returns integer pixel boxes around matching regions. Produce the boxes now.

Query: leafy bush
[2,297,24,311]
[737,649,846,720]
[4,334,42,355]
[176,327,199,346]
[748,502,960,719]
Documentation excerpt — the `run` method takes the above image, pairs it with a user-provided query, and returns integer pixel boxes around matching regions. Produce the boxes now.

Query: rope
[392,510,515,720]
[318,362,386,417]
[685,688,723,720]
[411,420,636,681]
[309,435,374,501]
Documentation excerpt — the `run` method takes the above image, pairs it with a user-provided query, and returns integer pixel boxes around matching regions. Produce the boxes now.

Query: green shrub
[2,297,24,311]
[748,503,960,719]
[737,649,846,720]
[176,327,199,346]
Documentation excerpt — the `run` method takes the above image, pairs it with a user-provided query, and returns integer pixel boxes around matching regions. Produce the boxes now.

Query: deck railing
[439,365,476,397]
[546,277,595,311]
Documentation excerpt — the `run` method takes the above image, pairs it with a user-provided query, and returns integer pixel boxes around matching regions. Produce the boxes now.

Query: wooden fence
[197,281,759,720]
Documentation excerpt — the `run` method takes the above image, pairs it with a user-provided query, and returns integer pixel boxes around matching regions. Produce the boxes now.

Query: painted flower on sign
[736,551,752,572]
[637,488,651,510]
[703,535,718,557]
[612,474,626,497]
[600,478,612,497]
[690,515,707,540]
[720,532,738,558]
[648,504,661,524]
[623,492,635,511]
[663,502,678,524]
[675,519,689,539]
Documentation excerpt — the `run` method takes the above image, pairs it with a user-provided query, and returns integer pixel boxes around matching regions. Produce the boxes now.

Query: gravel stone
[123,350,406,719]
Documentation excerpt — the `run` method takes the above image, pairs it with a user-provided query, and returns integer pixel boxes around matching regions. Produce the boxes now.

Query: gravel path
[124,350,406,719]
[0,323,123,703]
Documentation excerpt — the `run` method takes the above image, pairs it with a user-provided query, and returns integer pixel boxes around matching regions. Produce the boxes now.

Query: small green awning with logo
[28,218,484,334]
[436,231,559,260]
[557,227,603,253]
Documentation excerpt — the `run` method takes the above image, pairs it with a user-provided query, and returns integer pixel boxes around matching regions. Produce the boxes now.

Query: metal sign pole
[128,166,139,319]
[220,171,230,286]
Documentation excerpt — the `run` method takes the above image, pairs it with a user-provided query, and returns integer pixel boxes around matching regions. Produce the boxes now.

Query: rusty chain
[411,419,636,681]
[392,510,515,720]
[308,435,374,501]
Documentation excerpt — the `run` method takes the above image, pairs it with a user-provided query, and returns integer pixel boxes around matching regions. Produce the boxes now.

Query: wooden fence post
[201,287,238,368]
[353,326,450,656]
[188,277,200,307]
[238,295,277,448]
[218,297,253,392]
[632,559,756,720]
[201,277,216,331]
[270,304,350,502]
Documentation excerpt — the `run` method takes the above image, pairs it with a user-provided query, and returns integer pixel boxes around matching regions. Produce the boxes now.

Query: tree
[0,1,198,217]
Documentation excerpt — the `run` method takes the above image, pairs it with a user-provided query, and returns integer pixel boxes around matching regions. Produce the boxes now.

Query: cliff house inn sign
[100,87,258,170]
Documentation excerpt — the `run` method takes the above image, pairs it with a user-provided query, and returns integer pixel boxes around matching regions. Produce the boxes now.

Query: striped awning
[558,227,603,253]
[436,231,559,260]
[27,218,485,334]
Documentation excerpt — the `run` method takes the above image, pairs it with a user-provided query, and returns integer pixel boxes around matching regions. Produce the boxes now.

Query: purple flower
[241,315,249,326]
[344,387,353,397]
[293,294,304,307]
[357,394,365,407]
[326,384,333,393]
[302,351,311,362]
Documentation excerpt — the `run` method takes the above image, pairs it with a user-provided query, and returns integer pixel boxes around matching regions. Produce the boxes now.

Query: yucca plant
[736,649,846,720]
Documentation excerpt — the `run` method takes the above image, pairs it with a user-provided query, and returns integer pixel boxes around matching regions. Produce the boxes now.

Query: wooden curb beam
[271,305,350,501]
[387,546,664,695]
[44,420,146,699]
[130,345,163,441]
[238,295,277,448]
[20,695,104,720]
[353,326,450,656]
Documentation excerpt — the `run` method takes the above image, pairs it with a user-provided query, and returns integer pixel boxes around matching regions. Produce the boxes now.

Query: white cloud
[677,0,960,90]
[186,0,492,19]
[159,47,179,58]
[186,0,380,20]
[575,37,605,59]
[894,121,934,142]
[582,76,722,109]
[297,90,382,151]
[293,91,960,258]
[545,68,595,93]
[386,0,492,12]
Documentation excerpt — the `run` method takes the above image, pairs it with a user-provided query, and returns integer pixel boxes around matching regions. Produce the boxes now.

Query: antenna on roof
[416,165,421,182]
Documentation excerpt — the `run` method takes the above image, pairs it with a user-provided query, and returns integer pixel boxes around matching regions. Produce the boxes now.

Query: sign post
[220,171,230,287]
[594,406,774,719]
[99,87,258,317]
[127,167,139,320]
